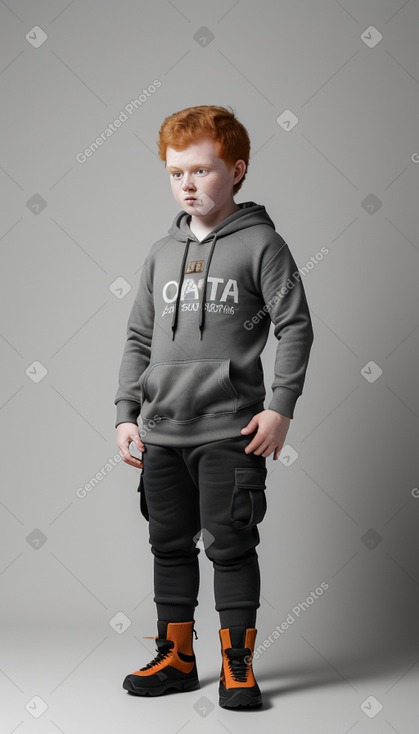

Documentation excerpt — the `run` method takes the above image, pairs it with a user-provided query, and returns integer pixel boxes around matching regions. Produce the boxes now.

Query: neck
[190,200,240,233]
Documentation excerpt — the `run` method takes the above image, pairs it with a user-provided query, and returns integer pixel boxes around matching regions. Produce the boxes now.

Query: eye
[196,168,207,174]
[171,171,182,178]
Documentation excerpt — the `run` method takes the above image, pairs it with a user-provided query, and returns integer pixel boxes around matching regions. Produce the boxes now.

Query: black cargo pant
[137,431,267,629]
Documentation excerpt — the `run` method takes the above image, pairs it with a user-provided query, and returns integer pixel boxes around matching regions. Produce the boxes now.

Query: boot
[218,626,262,708]
[123,620,199,696]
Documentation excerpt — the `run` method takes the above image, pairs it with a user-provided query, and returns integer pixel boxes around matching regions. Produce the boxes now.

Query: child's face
[165,137,243,220]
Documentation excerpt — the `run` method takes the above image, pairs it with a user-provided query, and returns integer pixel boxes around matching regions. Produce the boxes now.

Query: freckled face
[166,137,243,221]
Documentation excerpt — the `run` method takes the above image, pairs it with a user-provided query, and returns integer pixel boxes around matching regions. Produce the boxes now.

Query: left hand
[240,409,291,460]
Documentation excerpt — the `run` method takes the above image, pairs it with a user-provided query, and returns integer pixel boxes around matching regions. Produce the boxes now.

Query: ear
[233,159,247,185]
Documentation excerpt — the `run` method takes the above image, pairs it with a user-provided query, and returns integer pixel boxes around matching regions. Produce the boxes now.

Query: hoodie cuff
[267,387,298,419]
[115,400,141,428]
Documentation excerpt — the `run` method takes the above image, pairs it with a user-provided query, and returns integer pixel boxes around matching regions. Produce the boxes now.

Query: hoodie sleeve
[259,238,314,419]
[114,258,154,427]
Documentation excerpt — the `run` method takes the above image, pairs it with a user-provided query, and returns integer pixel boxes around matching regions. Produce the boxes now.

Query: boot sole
[219,688,262,709]
[123,675,200,697]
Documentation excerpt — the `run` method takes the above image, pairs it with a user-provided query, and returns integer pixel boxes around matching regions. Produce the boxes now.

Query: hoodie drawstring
[171,236,191,340]
[198,234,217,340]
[171,233,218,341]
[172,233,217,341]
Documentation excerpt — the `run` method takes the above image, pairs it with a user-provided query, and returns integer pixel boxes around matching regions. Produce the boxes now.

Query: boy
[115,105,314,709]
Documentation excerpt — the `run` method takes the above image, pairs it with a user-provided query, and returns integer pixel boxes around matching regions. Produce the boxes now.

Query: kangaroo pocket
[140,358,238,423]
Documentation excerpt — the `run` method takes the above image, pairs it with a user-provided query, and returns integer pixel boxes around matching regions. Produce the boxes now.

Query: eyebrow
[166,163,211,171]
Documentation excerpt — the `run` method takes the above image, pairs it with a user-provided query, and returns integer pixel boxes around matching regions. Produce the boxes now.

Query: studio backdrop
[1,0,418,730]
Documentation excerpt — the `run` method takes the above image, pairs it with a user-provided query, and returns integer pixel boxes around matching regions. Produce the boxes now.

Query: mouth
[185,197,196,201]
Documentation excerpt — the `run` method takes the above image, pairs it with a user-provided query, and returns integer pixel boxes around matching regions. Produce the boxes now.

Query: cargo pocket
[136,472,149,521]
[230,466,267,529]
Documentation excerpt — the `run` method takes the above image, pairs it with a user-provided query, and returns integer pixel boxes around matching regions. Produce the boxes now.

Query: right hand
[116,422,144,469]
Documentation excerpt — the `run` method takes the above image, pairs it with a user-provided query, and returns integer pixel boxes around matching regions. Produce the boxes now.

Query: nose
[182,174,195,191]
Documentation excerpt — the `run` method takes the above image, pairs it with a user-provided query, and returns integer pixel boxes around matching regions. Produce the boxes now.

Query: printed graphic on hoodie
[162,266,238,318]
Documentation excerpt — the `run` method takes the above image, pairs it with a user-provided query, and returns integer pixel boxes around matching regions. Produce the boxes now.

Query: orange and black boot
[123,620,199,696]
[218,626,262,709]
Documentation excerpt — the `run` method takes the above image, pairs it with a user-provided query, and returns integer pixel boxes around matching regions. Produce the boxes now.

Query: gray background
[1,1,418,732]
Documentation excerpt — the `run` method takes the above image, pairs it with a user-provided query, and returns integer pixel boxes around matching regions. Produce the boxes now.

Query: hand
[240,409,291,460]
[116,422,144,469]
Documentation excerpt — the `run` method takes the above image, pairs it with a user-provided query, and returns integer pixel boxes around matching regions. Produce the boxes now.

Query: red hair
[157,105,250,195]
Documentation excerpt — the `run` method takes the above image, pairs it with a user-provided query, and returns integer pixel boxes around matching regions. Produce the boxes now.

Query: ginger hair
[157,105,250,195]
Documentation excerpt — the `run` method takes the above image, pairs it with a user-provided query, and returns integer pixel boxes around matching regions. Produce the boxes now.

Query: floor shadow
[195,675,218,688]
[256,644,419,703]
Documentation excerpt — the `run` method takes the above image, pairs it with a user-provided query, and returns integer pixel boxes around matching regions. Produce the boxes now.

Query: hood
[167,201,276,340]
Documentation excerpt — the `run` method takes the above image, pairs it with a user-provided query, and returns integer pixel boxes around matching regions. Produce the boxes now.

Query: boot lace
[226,647,251,682]
[140,639,174,671]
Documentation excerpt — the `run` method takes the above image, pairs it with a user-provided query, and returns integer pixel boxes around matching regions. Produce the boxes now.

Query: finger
[256,436,275,457]
[257,440,273,457]
[243,437,260,453]
[261,442,276,458]
[126,456,144,469]
[124,452,144,470]
[130,438,145,455]
[245,436,269,455]
[133,457,144,469]
[118,445,143,469]
[132,434,145,451]
[128,437,144,460]
[118,445,129,461]
[241,423,254,434]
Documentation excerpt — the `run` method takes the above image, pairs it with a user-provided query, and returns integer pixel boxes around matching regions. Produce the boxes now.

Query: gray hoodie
[114,201,314,446]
